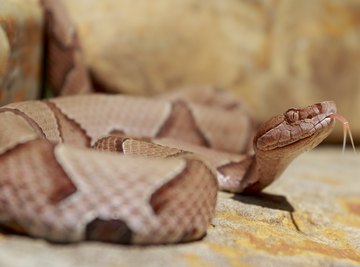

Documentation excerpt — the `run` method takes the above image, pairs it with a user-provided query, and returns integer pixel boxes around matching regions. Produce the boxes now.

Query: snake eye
[285,109,299,123]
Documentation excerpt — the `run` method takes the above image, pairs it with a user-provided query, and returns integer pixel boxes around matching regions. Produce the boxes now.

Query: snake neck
[242,149,294,193]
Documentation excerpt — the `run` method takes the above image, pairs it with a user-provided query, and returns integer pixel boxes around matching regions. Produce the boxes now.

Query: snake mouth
[255,101,336,151]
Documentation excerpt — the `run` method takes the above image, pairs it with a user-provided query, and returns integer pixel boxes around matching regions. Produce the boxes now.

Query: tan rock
[0,0,43,105]
[0,27,10,83]
[62,0,360,142]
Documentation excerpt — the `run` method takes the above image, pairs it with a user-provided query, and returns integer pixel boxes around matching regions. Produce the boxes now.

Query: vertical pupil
[287,111,298,122]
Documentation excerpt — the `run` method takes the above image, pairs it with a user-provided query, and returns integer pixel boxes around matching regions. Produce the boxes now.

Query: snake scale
[0,0,337,244]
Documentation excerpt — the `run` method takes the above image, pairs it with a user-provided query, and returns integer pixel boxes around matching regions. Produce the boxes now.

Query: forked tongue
[328,113,356,154]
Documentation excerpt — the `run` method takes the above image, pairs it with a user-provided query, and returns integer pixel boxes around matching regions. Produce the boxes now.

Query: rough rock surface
[61,0,360,142]
[0,0,43,105]
[1,147,359,267]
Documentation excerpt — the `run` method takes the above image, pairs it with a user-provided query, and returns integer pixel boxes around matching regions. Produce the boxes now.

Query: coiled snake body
[0,90,336,244]
[0,0,337,244]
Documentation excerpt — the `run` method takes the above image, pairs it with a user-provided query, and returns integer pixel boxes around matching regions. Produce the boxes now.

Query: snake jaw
[255,101,337,152]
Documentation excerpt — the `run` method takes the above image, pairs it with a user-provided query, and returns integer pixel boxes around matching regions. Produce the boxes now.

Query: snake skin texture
[0,90,255,244]
[42,0,92,95]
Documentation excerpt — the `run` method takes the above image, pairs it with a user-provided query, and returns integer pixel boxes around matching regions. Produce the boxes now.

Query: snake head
[243,101,336,193]
[254,101,336,154]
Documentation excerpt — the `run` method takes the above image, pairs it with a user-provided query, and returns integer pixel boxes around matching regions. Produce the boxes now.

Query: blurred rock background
[1,0,360,142]
[0,0,43,104]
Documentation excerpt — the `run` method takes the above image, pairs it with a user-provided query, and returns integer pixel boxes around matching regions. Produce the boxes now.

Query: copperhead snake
[0,0,338,244]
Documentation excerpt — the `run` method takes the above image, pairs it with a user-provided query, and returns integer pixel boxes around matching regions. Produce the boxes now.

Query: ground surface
[0,147,359,267]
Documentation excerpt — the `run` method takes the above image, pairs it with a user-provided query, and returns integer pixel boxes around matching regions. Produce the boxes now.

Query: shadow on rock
[232,192,302,232]
[231,192,295,212]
